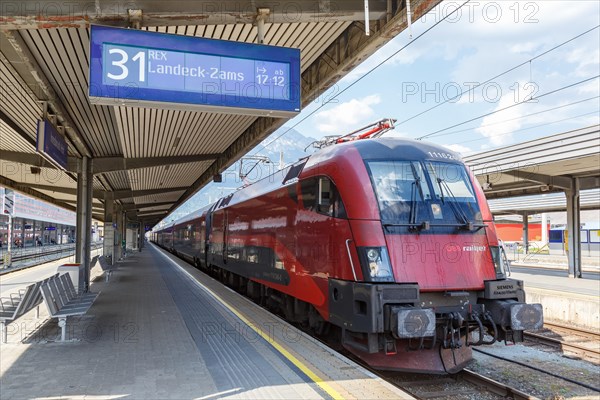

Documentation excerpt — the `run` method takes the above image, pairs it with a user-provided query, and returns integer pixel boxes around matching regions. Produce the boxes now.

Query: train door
[297,176,350,278]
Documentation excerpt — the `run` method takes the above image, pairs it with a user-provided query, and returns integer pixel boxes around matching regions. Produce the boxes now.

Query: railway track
[471,346,600,399]
[0,244,102,270]
[382,369,535,399]
[0,247,72,264]
[460,369,533,399]
[524,322,600,364]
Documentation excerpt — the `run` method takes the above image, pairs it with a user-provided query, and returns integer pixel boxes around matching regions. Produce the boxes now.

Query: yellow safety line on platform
[156,246,344,400]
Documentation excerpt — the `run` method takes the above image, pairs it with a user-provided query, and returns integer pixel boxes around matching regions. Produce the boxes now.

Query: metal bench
[0,274,58,343]
[97,255,115,282]
[40,274,99,341]
[90,254,99,270]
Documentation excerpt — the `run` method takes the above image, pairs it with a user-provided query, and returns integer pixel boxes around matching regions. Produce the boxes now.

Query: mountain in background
[166,128,317,223]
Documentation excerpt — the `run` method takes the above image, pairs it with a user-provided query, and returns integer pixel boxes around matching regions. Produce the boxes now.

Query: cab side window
[300,178,317,211]
[300,176,347,219]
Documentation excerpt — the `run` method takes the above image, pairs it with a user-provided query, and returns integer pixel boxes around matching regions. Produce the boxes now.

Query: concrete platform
[0,244,413,399]
[512,269,600,332]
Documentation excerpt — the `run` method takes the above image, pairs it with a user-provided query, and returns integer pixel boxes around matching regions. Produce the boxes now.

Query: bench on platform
[0,274,58,343]
[97,255,115,282]
[40,274,99,341]
[90,254,99,269]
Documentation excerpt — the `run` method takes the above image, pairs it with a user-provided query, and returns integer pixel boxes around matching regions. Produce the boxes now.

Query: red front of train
[154,134,543,374]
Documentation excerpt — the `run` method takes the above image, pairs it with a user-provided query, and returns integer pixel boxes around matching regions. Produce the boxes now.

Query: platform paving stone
[1,246,413,399]
[0,251,221,399]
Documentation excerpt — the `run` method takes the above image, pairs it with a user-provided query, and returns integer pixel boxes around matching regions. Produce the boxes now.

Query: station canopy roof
[487,189,600,215]
[0,0,441,226]
[465,125,600,200]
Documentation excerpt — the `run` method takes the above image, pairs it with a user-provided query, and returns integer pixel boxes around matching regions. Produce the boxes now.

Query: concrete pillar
[541,213,548,247]
[138,221,144,251]
[103,192,114,264]
[75,157,93,292]
[522,212,529,255]
[566,179,582,278]
[115,207,124,260]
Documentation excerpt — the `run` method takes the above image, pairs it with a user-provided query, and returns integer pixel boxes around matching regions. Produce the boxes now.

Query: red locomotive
[153,119,543,374]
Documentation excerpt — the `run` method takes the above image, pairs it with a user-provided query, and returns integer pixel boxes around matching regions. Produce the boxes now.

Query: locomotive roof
[315,136,463,162]
[162,137,465,221]
[163,202,213,228]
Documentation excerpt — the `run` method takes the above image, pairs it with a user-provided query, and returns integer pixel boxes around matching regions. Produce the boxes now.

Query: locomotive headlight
[367,249,379,261]
[357,247,394,282]
[394,308,436,338]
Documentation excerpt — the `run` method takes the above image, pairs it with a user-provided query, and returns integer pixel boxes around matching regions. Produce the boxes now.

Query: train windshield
[367,160,482,231]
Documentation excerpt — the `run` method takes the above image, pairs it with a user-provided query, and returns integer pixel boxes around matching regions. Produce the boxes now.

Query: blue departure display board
[36,118,68,170]
[89,25,301,117]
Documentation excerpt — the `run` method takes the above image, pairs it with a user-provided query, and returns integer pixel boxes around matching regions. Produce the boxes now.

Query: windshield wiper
[409,182,417,227]
[408,164,428,231]
[437,178,473,230]
[384,221,431,231]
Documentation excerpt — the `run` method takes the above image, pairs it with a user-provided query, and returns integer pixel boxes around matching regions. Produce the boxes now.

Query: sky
[254,0,600,157]
[164,0,600,223]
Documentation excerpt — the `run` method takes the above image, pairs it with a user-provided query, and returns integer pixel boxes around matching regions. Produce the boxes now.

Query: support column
[85,161,93,288]
[522,212,529,255]
[541,213,548,247]
[566,178,581,278]
[138,221,144,252]
[103,192,114,264]
[114,207,124,260]
[75,157,93,292]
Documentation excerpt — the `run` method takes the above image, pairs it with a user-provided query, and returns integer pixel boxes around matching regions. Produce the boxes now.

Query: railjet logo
[462,245,486,252]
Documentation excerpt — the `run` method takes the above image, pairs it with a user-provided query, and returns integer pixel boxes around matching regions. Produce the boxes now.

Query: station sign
[36,118,68,170]
[45,226,57,231]
[89,25,301,117]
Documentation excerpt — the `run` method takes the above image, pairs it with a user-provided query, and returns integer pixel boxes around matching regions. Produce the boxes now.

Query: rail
[524,322,600,364]
[0,242,103,272]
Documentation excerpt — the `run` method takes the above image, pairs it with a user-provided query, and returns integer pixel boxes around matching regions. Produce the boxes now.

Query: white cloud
[476,93,525,145]
[301,1,598,148]
[315,95,381,134]
[443,143,472,155]
[567,47,600,78]
[510,42,539,54]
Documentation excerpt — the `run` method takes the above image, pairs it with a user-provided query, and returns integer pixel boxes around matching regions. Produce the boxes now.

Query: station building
[0,186,80,247]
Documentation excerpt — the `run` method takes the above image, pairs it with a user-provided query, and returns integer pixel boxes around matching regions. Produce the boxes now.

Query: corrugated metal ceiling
[1,1,483,227]
[3,21,350,220]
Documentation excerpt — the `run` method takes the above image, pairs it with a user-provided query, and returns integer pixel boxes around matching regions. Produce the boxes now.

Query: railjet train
[152,119,543,374]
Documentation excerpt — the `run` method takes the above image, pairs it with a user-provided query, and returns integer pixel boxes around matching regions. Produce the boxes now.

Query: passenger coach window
[300,177,347,218]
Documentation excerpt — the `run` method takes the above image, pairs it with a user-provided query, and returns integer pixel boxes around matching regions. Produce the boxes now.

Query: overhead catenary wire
[396,24,600,127]
[427,95,600,139]
[251,0,472,156]
[455,110,599,147]
[255,12,599,155]
[416,75,600,140]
